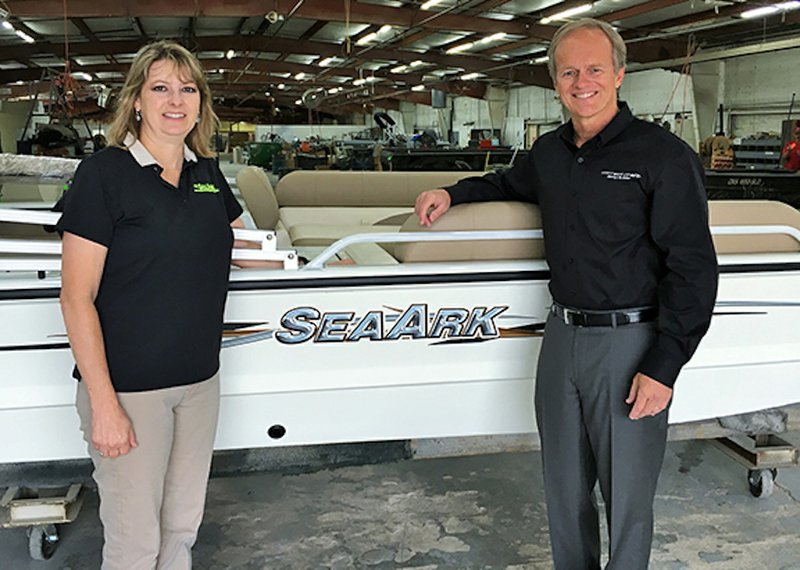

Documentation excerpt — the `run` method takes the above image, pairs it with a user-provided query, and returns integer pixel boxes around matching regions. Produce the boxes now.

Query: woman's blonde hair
[107,40,217,157]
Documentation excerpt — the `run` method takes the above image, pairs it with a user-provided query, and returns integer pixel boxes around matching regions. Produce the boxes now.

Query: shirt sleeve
[446,146,539,205]
[55,157,115,247]
[637,142,719,387]
[216,164,243,223]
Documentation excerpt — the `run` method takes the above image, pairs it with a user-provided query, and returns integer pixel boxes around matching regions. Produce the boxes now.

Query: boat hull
[1,260,799,464]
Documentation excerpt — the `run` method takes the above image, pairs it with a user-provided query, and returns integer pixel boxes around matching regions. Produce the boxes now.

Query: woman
[58,40,277,569]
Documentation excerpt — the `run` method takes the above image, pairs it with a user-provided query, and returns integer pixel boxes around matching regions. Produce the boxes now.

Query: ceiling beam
[599,0,688,24]
[299,20,329,41]
[4,0,553,40]
[0,34,543,86]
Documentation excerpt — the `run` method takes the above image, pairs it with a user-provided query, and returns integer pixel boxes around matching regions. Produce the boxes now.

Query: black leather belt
[551,303,657,328]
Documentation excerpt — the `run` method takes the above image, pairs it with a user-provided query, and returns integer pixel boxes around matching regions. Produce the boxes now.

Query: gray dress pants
[535,313,669,570]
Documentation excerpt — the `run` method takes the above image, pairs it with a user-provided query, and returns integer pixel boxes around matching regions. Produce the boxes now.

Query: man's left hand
[626,373,673,420]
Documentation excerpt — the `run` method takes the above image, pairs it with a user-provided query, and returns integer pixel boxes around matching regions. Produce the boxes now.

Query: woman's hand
[91,402,138,458]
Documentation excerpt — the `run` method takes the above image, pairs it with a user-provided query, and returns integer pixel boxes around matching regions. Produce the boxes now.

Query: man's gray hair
[546,18,627,82]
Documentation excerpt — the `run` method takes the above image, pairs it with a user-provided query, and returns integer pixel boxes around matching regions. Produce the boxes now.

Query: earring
[135,109,142,122]
[196,115,201,124]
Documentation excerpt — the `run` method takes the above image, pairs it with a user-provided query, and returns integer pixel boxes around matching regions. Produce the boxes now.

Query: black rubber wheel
[748,469,775,498]
[27,524,59,560]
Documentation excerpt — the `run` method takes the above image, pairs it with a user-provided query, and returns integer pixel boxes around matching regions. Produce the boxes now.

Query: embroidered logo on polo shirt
[193,183,220,193]
[601,170,642,181]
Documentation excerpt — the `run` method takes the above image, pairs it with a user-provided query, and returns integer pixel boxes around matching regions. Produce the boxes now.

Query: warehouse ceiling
[1,0,799,122]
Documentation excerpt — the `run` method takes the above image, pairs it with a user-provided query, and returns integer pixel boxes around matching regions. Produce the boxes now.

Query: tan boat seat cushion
[289,224,402,246]
[234,166,292,248]
[710,200,800,254]
[235,166,279,229]
[392,201,544,262]
[275,170,476,207]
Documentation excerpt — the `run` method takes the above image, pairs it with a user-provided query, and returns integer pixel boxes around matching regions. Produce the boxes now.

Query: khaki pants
[77,374,220,570]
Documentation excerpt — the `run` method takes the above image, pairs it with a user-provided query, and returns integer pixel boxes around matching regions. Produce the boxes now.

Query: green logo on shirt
[193,183,220,193]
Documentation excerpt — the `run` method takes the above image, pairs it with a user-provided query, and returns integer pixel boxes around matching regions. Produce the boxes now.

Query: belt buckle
[562,307,574,325]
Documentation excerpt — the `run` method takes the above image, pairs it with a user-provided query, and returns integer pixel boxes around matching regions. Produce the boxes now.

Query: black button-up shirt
[447,102,718,387]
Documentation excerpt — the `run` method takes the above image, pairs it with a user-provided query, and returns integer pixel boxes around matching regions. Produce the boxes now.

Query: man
[780,120,800,172]
[415,18,718,570]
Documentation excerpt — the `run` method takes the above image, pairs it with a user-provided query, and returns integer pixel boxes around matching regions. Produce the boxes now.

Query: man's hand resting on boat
[626,373,673,420]
[415,189,451,227]
[92,402,138,458]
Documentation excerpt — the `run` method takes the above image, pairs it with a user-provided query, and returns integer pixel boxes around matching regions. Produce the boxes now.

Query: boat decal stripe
[0,342,70,351]
[1,263,799,300]
[719,263,800,274]
[228,271,550,291]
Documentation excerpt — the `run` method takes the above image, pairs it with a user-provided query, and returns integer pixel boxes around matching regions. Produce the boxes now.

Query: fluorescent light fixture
[356,32,378,45]
[353,78,366,86]
[265,91,271,97]
[446,42,473,54]
[540,3,592,24]
[410,60,426,67]
[327,87,341,94]
[741,1,800,18]
[479,32,506,44]
[15,29,34,43]
[421,0,444,10]
[378,25,392,34]
[390,65,408,73]
[295,99,302,105]
[461,72,481,80]
[225,49,235,59]
[72,72,92,81]
[411,84,425,92]
[277,83,286,89]
[2,21,13,30]
[318,57,335,67]
[294,72,305,80]
[533,56,549,64]
[741,5,780,17]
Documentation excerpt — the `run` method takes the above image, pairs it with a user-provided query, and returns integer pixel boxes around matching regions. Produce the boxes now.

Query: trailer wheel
[747,468,777,498]
[27,524,59,560]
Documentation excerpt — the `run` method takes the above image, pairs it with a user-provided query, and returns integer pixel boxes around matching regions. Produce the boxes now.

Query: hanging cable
[344,0,351,56]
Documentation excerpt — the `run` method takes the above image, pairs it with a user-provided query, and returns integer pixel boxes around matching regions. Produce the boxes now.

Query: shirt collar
[123,133,198,167]
[558,101,634,149]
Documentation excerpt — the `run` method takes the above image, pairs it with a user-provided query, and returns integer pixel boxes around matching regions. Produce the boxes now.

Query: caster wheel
[748,468,776,498]
[27,524,59,560]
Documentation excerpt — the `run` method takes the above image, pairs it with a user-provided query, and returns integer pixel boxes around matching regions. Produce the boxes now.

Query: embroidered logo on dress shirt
[601,170,642,181]
[193,183,220,193]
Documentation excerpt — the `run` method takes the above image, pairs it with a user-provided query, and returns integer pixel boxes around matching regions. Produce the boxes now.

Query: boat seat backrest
[275,170,477,207]
[709,200,800,254]
[392,201,544,262]
[235,166,279,229]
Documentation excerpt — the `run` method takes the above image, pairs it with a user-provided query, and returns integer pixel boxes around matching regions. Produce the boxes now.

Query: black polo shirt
[447,102,718,387]
[57,138,243,392]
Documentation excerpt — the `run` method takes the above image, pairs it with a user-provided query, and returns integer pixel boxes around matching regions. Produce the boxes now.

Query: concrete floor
[1,432,799,570]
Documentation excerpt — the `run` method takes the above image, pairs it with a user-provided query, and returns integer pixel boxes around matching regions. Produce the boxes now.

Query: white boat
[1,166,800,465]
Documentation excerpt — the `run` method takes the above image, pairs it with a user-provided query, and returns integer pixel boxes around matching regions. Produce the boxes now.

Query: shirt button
[577,157,584,164]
